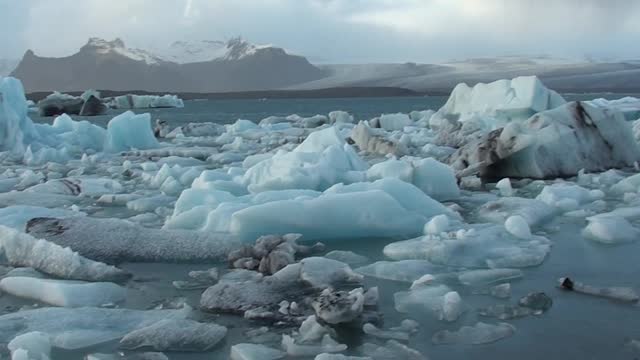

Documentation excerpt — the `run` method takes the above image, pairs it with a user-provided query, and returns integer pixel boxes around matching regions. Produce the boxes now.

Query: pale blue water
[31,96,445,128]
[30,93,630,128]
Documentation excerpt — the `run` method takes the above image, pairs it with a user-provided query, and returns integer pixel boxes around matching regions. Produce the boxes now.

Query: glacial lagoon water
[5,92,640,360]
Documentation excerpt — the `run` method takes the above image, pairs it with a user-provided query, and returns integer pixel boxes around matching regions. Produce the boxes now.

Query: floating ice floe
[200,257,361,315]
[475,196,556,227]
[355,260,444,283]
[558,277,639,303]
[0,277,126,307]
[315,354,372,360]
[366,157,460,201]
[119,319,227,352]
[432,322,516,345]
[361,340,426,360]
[8,331,51,360]
[1,77,161,164]
[167,178,452,242]
[282,334,347,357]
[24,216,239,263]
[383,222,551,268]
[0,225,128,282]
[0,306,190,351]
[107,94,184,109]
[436,76,566,129]
[583,214,640,244]
[394,282,463,321]
[230,343,285,360]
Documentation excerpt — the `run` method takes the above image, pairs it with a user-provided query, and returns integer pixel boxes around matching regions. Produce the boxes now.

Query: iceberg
[107,94,184,109]
[0,77,161,164]
[166,177,451,242]
[436,76,566,129]
[449,101,640,179]
[588,97,640,121]
[105,111,159,152]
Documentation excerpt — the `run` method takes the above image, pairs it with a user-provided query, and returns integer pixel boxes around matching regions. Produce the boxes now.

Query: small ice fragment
[441,291,463,322]
[432,322,515,345]
[282,334,347,357]
[490,283,511,299]
[119,319,227,352]
[315,354,371,360]
[230,343,285,360]
[518,292,552,314]
[558,277,639,302]
[362,323,410,341]
[496,178,513,196]
[424,215,449,235]
[361,340,426,360]
[8,332,51,360]
[505,215,531,239]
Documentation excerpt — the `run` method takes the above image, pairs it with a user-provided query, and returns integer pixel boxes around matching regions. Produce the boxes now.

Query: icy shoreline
[1,75,640,359]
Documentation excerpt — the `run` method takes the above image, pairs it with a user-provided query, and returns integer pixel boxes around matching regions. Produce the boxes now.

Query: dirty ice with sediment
[1,75,640,359]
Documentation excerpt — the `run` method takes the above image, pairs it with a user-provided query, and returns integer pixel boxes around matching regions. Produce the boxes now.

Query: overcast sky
[1,0,638,63]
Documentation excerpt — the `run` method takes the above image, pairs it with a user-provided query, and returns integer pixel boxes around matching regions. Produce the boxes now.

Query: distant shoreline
[25,86,640,103]
[26,87,429,102]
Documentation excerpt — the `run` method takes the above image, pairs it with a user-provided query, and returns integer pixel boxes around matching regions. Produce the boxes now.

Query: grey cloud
[0,0,638,63]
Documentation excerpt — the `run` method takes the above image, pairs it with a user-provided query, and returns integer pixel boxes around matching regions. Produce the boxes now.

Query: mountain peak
[86,37,126,49]
[81,37,163,65]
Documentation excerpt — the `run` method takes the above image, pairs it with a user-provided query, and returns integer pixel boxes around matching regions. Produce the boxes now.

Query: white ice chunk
[377,113,413,131]
[438,75,566,127]
[475,197,555,228]
[458,268,522,286]
[8,332,51,360]
[0,225,128,282]
[282,334,347,357]
[432,322,515,345]
[230,343,285,360]
[505,215,531,239]
[0,277,126,307]
[384,223,551,268]
[0,307,190,351]
[424,214,450,235]
[104,111,159,152]
[583,215,640,244]
[356,260,443,283]
[119,319,227,352]
[496,178,513,196]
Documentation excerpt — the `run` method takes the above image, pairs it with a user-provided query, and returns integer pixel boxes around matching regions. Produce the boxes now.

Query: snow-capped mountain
[82,37,165,65]
[155,37,278,64]
[10,37,326,92]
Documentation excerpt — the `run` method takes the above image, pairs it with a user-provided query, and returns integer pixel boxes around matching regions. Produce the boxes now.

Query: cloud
[1,0,639,63]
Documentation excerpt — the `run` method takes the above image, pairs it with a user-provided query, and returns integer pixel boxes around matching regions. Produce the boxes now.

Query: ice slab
[25,216,239,263]
[0,225,128,282]
[119,319,227,352]
[432,322,515,345]
[230,343,285,360]
[384,223,551,268]
[0,307,190,351]
[0,277,126,307]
